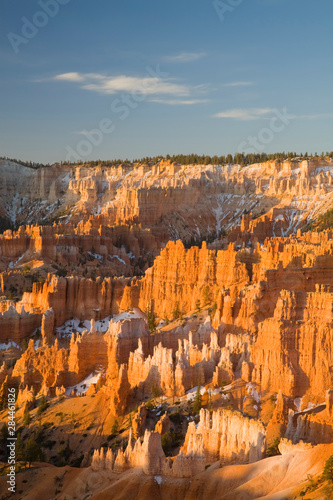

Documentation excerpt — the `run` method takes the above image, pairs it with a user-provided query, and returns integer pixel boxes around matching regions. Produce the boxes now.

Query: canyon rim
[1,1,333,499]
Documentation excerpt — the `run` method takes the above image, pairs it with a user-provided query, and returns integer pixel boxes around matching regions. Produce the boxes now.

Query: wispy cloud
[163,52,206,63]
[223,81,254,87]
[51,72,191,97]
[149,98,210,105]
[54,72,86,82]
[298,113,333,120]
[213,107,276,120]
[213,108,333,122]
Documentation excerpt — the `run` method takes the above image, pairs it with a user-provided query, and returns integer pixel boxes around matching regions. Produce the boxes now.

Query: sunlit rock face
[4,157,333,494]
[182,408,266,464]
[92,428,206,478]
[92,408,266,478]
[1,158,333,240]
[121,240,249,320]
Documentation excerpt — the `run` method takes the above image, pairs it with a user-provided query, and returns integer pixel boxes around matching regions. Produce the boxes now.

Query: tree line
[0,156,49,169]
[2,152,333,170]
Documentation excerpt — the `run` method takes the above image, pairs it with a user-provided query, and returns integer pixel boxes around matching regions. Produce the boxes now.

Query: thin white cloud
[149,98,210,105]
[223,81,254,87]
[298,113,333,120]
[213,108,276,120]
[163,52,206,63]
[52,72,190,96]
[54,72,85,82]
[213,108,333,121]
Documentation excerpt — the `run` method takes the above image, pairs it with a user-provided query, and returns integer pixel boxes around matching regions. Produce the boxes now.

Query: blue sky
[0,0,332,163]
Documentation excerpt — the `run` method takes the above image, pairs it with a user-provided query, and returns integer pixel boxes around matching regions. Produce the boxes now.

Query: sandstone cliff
[183,408,266,464]
[2,158,333,242]
[92,428,206,478]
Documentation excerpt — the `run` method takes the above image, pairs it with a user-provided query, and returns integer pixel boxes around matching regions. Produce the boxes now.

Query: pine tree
[0,422,8,459]
[202,286,210,306]
[0,423,8,444]
[161,432,170,454]
[146,301,157,333]
[208,389,212,412]
[24,438,40,467]
[0,385,5,411]
[151,384,160,402]
[266,438,281,457]
[172,301,182,320]
[23,406,31,426]
[16,433,24,461]
[220,379,228,394]
[111,419,119,436]
[323,455,333,482]
[37,394,48,415]
[63,439,72,461]
[192,384,202,415]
